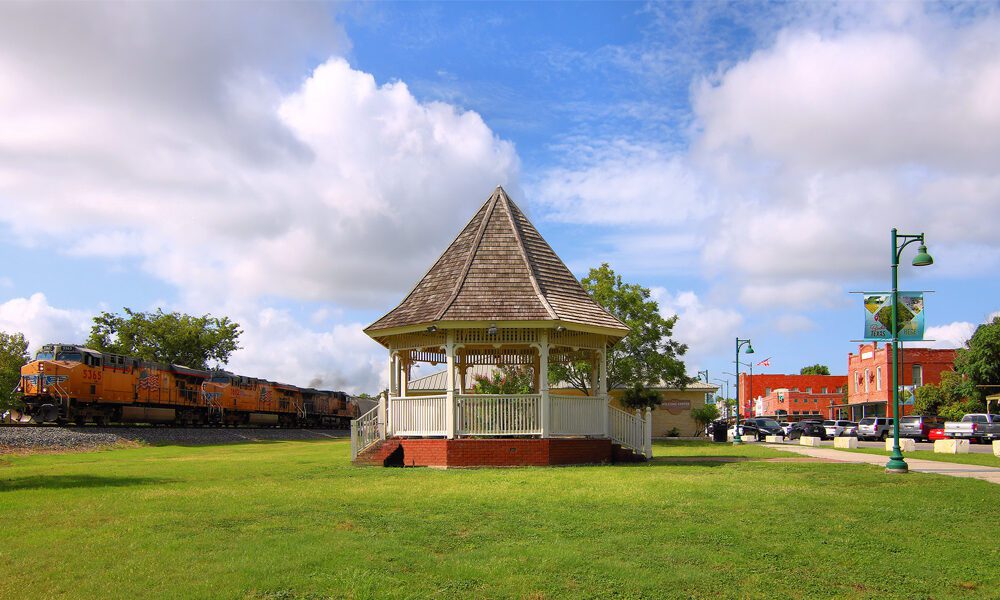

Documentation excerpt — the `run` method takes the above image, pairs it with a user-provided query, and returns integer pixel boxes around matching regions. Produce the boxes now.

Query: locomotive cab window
[36,350,55,360]
[56,351,83,362]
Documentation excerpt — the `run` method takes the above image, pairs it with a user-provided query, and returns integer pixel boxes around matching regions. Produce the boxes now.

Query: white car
[823,419,856,438]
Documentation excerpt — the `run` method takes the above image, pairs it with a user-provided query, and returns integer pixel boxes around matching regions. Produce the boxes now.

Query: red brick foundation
[358,437,639,467]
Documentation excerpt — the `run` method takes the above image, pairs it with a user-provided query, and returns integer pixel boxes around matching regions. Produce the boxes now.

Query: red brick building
[738,373,847,418]
[754,388,844,420]
[833,342,958,420]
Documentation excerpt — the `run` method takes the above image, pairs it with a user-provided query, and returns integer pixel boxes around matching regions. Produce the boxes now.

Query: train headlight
[39,364,45,371]
[42,387,48,392]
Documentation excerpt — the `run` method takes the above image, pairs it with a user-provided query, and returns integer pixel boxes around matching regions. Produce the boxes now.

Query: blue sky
[1,1,999,394]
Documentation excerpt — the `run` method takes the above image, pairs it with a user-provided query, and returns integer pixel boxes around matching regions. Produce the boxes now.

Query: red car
[928,428,947,441]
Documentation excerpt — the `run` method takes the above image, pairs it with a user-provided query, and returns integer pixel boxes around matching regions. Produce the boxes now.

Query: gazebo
[352,186,652,467]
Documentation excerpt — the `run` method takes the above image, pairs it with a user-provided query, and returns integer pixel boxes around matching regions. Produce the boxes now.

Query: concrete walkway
[764,443,1000,485]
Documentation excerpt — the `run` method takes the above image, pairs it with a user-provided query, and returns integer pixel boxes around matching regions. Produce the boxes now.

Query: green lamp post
[886,228,933,474]
[698,369,709,383]
[733,338,754,445]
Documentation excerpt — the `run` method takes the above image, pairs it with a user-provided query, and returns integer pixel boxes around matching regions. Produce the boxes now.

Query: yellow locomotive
[14,343,359,427]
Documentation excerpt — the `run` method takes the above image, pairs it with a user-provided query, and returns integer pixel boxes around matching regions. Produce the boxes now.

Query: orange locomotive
[15,343,359,427]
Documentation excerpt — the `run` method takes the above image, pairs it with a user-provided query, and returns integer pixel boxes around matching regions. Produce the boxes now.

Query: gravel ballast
[0,426,348,452]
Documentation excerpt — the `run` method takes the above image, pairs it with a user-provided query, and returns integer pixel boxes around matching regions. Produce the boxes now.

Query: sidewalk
[764,443,1000,484]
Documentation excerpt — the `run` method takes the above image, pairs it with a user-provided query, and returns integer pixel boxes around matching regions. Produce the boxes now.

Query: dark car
[743,418,786,440]
[900,415,944,442]
[786,420,828,441]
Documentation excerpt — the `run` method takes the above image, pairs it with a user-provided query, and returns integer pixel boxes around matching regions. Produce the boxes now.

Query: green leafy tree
[549,263,689,394]
[800,364,831,375]
[954,315,1000,401]
[86,308,241,369]
[619,383,661,412]
[472,365,533,394]
[0,331,30,413]
[914,371,980,417]
[691,404,720,434]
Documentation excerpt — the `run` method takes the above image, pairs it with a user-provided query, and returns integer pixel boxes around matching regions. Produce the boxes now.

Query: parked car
[786,420,827,441]
[727,423,762,441]
[858,417,894,441]
[839,421,859,437]
[928,427,947,441]
[900,415,945,442]
[944,414,1000,443]
[823,419,857,438]
[779,422,794,436]
[744,418,785,439]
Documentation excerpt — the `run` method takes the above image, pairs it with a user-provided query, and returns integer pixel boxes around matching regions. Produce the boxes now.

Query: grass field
[840,445,1000,468]
[2,439,998,599]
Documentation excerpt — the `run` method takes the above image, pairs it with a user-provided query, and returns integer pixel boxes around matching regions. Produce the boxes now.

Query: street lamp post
[886,228,934,474]
[734,337,754,444]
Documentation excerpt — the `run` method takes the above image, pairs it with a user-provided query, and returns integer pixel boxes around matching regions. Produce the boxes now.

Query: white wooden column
[599,346,609,437]
[445,332,456,439]
[590,350,599,395]
[399,353,409,398]
[644,406,653,459]
[388,352,397,398]
[539,331,550,438]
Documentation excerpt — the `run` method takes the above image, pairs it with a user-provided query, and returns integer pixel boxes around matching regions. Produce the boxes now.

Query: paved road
[765,443,1000,484]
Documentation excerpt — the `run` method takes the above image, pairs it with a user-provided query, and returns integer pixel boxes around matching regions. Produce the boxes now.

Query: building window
[821,387,828,394]
[864,368,870,393]
[913,364,923,387]
[876,366,882,391]
[854,372,860,392]
[765,387,771,395]
[806,387,812,393]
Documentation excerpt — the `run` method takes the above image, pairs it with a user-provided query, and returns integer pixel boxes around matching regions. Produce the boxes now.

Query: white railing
[551,394,606,436]
[609,405,652,458]
[457,394,541,436]
[390,395,448,436]
[350,404,383,460]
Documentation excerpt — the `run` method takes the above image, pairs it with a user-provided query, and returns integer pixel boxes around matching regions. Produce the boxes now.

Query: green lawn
[840,446,1000,468]
[1,439,998,599]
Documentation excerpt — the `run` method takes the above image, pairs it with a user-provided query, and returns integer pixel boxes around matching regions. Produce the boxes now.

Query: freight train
[11,343,359,427]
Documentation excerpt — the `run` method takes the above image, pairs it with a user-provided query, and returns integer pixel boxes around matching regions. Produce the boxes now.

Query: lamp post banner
[863,292,925,341]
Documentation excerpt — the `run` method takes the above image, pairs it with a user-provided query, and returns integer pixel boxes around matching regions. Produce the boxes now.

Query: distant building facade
[833,342,958,420]
[738,373,847,418]
[754,388,844,421]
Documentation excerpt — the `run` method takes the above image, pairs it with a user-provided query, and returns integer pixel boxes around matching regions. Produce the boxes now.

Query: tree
[86,308,241,369]
[619,383,661,411]
[691,404,720,434]
[954,315,1000,401]
[800,364,831,375]
[0,332,30,413]
[549,264,689,394]
[472,365,533,395]
[914,371,980,418]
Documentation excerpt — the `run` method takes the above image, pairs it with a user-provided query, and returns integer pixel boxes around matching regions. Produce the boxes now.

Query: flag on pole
[756,357,771,368]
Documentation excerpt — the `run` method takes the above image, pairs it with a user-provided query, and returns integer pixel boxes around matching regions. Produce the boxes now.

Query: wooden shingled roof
[365,186,629,336]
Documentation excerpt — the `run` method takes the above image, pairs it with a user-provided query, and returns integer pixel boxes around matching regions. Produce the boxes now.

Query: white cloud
[225,308,386,395]
[531,144,714,227]
[0,294,91,352]
[912,321,976,349]
[694,17,1000,282]
[740,280,845,310]
[773,314,817,334]
[0,6,519,309]
[652,287,743,365]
